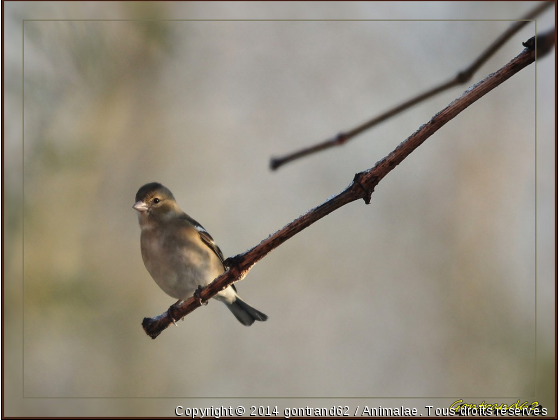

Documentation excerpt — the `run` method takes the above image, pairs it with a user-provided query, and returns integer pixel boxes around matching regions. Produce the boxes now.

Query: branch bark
[269,1,553,170]
[143,29,555,339]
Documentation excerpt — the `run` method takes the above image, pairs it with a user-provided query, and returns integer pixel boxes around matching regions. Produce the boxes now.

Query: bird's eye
[153,198,160,204]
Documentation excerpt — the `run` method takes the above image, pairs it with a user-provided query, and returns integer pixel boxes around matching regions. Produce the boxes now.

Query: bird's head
[133,182,181,223]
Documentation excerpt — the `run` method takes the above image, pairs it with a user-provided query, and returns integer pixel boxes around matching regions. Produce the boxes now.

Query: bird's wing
[179,213,236,291]
[180,214,226,266]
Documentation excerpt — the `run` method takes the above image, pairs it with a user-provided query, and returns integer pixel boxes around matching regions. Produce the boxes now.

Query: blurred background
[4,1,556,416]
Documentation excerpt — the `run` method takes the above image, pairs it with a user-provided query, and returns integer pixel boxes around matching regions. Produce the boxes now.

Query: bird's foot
[194,285,208,306]
[167,304,179,326]
[224,254,243,269]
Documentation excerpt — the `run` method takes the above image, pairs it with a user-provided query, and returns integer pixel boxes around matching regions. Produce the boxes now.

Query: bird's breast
[140,227,224,300]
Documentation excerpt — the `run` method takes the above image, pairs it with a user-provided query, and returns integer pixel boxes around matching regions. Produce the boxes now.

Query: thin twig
[143,29,555,339]
[269,1,553,170]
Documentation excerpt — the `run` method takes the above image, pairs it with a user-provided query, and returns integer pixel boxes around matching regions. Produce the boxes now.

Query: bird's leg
[194,285,208,306]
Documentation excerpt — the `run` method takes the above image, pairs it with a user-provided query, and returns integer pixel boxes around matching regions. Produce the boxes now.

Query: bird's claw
[194,285,208,306]
[167,306,178,326]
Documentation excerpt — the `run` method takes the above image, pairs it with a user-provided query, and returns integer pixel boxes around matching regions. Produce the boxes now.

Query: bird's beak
[133,201,149,212]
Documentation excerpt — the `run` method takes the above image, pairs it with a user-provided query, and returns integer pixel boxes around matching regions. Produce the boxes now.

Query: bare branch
[269,1,553,170]
[143,29,555,339]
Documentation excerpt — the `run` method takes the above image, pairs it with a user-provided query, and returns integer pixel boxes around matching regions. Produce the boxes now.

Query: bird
[133,182,268,326]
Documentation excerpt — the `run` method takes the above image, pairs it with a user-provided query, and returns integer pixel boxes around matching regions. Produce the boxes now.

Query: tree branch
[269,1,553,170]
[143,29,555,339]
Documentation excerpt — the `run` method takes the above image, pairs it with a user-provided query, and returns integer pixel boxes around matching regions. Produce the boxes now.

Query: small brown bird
[133,182,268,326]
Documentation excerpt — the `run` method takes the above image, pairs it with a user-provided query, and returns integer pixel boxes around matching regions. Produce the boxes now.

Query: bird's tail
[226,297,268,326]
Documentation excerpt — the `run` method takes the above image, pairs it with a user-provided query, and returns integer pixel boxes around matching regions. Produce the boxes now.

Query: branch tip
[142,317,163,339]
[269,157,281,171]
[522,36,536,50]
[523,29,556,57]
